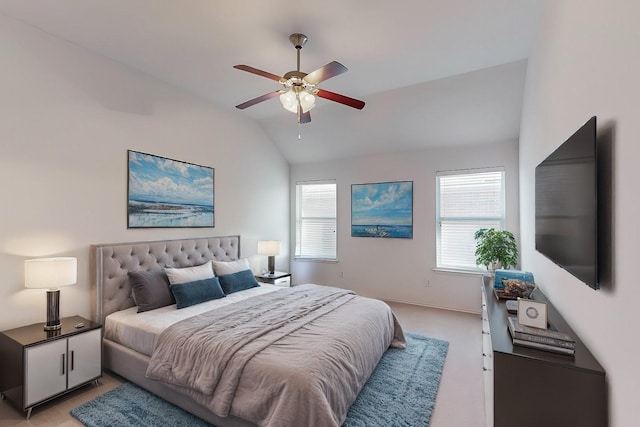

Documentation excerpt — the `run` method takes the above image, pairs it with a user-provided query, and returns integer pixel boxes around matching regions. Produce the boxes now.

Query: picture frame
[517,298,548,329]
[351,181,413,238]
[127,150,214,228]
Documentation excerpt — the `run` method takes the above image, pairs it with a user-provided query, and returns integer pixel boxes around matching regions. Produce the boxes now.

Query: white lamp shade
[25,257,77,289]
[257,241,281,257]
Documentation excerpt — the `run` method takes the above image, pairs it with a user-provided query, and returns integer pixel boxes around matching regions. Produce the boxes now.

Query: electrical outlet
[425,280,431,287]
[339,271,344,278]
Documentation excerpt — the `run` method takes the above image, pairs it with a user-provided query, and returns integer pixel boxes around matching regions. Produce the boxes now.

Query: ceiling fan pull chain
[296,90,303,140]
[296,99,303,139]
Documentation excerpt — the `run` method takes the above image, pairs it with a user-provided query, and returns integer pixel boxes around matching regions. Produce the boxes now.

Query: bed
[92,236,405,427]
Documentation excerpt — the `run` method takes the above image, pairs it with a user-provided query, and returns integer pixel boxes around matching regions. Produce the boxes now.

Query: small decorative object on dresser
[517,298,548,329]
[494,278,536,300]
[507,316,575,356]
[474,228,518,275]
[0,316,102,419]
[494,269,535,289]
[255,271,292,287]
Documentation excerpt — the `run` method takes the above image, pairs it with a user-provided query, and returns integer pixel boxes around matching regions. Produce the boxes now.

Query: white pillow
[165,260,214,285]
[212,258,251,276]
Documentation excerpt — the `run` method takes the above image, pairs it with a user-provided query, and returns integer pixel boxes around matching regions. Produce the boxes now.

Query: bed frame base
[104,339,254,427]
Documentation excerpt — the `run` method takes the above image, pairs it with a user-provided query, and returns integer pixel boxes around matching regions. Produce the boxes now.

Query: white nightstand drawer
[273,276,291,287]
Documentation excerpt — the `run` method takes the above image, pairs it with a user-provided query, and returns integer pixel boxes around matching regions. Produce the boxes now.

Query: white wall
[290,140,519,313]
[0,15,290,331]
[519,2,640,425]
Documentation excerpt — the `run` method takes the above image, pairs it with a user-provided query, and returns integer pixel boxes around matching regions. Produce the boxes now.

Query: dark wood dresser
[481,277,607,427]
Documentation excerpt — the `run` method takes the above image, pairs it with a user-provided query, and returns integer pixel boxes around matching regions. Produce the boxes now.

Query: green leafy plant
[474,228,518,271]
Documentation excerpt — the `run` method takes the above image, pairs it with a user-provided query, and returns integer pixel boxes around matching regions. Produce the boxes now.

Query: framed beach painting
[351,181,413,238]
[127,150,214,228]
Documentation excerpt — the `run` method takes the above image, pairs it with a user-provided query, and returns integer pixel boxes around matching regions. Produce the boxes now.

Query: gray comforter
[146,284,405,427]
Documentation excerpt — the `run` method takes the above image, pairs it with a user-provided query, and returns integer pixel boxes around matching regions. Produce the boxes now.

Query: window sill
[293,258,339,263]
[433,267,487,277]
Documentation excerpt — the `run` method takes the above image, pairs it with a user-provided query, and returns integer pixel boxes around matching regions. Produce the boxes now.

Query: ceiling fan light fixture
[279,90,298,113]
[234,33,365,121]
[299,91,316,113]
[279,89,316,113]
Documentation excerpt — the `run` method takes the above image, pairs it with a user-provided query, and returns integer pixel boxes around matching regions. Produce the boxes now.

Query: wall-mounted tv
[535,116,599,290]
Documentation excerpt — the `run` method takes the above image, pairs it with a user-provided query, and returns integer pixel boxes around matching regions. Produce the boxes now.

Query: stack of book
[507,316,576,356]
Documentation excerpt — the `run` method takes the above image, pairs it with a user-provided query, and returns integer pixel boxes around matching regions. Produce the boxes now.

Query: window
[436,169,505,270]
[295,181,337,260]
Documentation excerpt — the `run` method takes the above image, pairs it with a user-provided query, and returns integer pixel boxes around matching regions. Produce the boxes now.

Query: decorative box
[494,269,535,289]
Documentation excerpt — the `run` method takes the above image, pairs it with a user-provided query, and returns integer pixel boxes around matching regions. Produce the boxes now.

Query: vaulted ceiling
[0,0,541,164]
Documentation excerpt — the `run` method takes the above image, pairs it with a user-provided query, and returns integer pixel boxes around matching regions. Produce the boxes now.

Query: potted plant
[474,228,518,274]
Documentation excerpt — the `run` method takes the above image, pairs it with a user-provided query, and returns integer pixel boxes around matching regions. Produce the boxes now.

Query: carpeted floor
[71,332,448,427]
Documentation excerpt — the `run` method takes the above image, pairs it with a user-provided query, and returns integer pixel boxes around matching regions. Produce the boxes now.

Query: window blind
[295,181,337,260]
[436,170,505,270]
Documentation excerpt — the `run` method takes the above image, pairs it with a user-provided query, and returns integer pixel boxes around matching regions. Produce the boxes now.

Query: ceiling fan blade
[233,65,284,83]
[315,89,365,110]
[304,61,348,85]
[235,91,282,109]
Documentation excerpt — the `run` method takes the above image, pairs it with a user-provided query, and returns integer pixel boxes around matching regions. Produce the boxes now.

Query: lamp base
[44,288,61,331]
[268,256,275,275]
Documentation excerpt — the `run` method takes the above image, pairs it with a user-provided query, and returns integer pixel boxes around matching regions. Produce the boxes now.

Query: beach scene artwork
[351,181,413,238]
[128,150,214,228]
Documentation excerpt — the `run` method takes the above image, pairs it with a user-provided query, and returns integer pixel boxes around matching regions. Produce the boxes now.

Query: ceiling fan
[233,33,365,126]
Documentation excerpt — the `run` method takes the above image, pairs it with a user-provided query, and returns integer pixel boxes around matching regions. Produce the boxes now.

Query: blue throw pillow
[170,277,225,309]
[218,269,260,295]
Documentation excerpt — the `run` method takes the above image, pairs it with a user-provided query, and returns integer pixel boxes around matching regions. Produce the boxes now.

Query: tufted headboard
[91,235,240,324]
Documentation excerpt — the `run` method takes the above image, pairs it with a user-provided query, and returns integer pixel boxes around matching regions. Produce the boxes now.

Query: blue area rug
[71,333,448,427]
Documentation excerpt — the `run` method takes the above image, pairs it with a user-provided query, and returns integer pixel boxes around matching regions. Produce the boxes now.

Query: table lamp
[25,257,77,331]
[257,241,281,275]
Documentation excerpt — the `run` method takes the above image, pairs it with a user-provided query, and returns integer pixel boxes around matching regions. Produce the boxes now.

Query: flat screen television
[535,116,599,290]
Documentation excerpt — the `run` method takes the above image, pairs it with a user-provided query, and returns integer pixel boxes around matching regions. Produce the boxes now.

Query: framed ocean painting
[351,181,413,238]
[127,150,214,228]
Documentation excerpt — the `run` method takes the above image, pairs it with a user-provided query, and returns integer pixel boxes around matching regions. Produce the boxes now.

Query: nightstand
[0,315,102,419]
[255,271,292,287]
